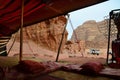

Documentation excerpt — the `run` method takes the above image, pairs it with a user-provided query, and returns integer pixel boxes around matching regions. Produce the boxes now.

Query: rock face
[16,16,68,52]
[63,40,85,55]
[71,20,108,49]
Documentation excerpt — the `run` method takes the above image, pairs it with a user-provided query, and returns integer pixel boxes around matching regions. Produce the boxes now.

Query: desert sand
[6,39,109,65]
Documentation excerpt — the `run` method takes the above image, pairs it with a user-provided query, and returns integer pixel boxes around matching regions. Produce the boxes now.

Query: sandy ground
[6,39,109,65]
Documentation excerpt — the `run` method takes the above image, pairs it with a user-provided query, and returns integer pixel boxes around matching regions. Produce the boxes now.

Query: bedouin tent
[0,0,108,61]
[0,0,108,36]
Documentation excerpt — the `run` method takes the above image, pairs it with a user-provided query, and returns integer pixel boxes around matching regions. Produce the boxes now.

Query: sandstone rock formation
[63,40,85,55]
[11,18,115,56]
[15,16,68,52]
[71,20,108,49]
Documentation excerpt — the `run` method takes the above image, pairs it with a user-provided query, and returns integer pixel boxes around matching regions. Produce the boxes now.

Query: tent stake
[20,0,24,61]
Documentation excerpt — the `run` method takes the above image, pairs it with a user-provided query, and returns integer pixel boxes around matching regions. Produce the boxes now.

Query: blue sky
[66,0,120,40]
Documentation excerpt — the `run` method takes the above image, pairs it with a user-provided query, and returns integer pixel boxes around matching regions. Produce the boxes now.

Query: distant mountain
[71,20,112,49]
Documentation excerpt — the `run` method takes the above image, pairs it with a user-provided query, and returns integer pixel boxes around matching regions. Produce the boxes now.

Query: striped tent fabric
[0,0,107,37]
[0,36,11,56]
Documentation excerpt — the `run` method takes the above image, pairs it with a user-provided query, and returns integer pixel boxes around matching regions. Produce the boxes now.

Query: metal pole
[106,11,112,64]
[20,0,24,61]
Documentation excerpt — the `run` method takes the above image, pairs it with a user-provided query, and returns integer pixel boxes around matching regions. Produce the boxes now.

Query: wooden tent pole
[19,0,24,61]
[55,15,69,62]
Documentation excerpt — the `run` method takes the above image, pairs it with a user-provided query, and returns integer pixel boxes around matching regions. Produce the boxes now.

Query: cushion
[108,63,120,69]
[17,60,46,74]
[0,67,4,79]
[116,58,120,64]
[61,64,82,72]
[80,62,104,75]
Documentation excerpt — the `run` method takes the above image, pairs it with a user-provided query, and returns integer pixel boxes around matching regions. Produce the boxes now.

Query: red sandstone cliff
[15,16,68,52]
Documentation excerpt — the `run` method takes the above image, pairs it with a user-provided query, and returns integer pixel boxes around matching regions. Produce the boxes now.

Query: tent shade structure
[0,0,108,37]
[107,9,120,64]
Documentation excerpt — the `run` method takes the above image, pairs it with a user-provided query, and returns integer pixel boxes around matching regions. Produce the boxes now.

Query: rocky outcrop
[71,20,108,49]
[62,40,85,55]
[16,16,68,52]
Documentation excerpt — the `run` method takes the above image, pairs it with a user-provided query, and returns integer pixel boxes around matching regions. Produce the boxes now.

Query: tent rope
[7,34,17,55]
[68,14,84,57]
[24,29,37,57]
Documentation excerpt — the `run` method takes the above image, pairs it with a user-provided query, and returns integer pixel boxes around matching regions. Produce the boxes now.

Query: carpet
[24,75,65,80]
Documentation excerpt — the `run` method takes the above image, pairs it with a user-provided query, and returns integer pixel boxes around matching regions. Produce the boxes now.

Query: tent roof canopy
[0,0,107,36]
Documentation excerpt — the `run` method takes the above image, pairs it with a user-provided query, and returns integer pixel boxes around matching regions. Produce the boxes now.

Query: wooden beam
[19,0,24,61]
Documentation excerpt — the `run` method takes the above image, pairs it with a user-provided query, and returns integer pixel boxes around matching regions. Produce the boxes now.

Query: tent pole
[19,0,24,61]
[106,11,112,64]
[68,16,84,57]
[55,15,69,62]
